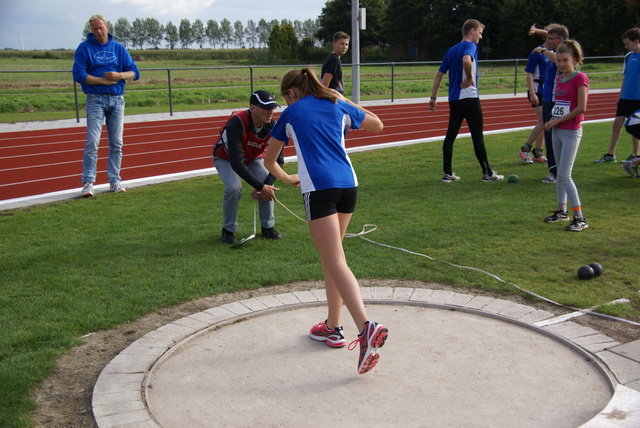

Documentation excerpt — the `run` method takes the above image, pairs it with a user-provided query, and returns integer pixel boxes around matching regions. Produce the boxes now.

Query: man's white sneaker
[482,171,504,182]
[82,182,94,198]
[110,182,126,193]
[442,173,461,183]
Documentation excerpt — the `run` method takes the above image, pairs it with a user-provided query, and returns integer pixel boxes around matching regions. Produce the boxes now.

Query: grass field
[0,121,638,426]
[0,56,624,123]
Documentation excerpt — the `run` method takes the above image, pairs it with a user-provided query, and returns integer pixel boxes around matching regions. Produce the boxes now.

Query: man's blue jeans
[213,156,275,233]
[82,94,125,185]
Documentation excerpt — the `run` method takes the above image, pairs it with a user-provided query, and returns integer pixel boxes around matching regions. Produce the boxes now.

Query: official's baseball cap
[250,90,279,109]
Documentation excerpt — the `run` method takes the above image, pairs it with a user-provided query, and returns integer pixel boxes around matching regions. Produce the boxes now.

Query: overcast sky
[0,0,328,50]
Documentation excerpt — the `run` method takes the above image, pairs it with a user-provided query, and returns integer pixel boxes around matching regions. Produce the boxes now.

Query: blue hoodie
[72,33,140,95]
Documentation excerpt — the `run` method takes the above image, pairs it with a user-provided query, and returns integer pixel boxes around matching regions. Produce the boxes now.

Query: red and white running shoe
[309,320,346,348]
[349,321,388,374]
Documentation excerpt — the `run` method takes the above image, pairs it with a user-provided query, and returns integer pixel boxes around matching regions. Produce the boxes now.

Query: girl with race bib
[542,40,589,231]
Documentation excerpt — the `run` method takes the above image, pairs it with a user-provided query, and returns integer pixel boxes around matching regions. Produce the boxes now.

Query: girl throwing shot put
[263,68,388,374]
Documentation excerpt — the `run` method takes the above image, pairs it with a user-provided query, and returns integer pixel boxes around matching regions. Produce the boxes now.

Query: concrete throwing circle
[143,303,612,427]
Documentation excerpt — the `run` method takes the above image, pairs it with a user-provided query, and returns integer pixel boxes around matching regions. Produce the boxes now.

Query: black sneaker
[221,228,236,244]
[544,209,569,223]
[566,216,588,232]
[261,227,281,240]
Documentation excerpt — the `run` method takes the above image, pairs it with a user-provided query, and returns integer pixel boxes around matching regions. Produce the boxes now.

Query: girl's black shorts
[302,187,357,221]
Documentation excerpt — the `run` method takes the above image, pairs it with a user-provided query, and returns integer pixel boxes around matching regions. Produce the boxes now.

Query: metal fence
[0,56,623,123]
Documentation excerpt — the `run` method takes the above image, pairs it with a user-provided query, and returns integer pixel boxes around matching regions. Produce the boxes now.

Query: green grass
[0,57,624,122]
[0,122,639,426]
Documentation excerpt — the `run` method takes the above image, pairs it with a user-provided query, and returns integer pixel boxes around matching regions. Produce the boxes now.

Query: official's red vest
[214,110,271,164]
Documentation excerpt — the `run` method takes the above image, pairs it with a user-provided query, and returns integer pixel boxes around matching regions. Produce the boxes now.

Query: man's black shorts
[616,98,640,118]
[527,90,543,108]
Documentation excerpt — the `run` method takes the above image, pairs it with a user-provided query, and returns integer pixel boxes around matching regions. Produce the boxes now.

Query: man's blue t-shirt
[621,52,640,100]
[438,40,479,101]
[525,48,549,94]
[542,60,559,103]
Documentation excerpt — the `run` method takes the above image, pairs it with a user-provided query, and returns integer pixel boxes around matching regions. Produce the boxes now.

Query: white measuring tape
[276,200,640,327]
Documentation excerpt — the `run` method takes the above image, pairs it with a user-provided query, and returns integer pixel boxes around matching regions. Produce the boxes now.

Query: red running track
[0,92,617,201]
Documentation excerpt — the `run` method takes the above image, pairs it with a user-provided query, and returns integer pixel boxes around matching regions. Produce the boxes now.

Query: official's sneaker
[261,227,281,240]
[519,146,533,164]
[110,181,126,193]
[81,182,94,198]
[566,216,588,232]
[309,321,346,348]
[544,209,569,223]
[594,153,616,163]
[542,174,556,184]
[482,171,504,182]
[532,148,547,163]
[442,172,461,183]
[221,228,236,244]
[348,321,388,374]
[625,154,639,162]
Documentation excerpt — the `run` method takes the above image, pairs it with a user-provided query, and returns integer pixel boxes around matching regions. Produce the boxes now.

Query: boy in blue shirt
[429,19,503,183]
[594,28,640,163]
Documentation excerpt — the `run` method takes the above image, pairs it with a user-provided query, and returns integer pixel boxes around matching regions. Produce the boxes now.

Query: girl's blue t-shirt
[270,95,365,193]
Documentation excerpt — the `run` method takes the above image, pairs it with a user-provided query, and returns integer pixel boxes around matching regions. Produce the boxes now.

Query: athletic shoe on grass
[544,209,569,223]
[519,144,533,164]
[594,153,616,163]
[621,160,639,177]
[110,181,126,193]
[442,173,460,183]
[542,174,556,184]
[482,171,504,182]
[349,321,388,374]
[532,148,547,163]
[309,320,345,348]
[566,216,588,232]
[221,228,236,244]
[82,182,94,198]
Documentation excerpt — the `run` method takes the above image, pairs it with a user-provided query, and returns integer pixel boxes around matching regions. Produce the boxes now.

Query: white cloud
[107,0,217,16]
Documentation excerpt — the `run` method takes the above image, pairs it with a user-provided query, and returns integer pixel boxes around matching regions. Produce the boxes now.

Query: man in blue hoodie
[72,14,140,197]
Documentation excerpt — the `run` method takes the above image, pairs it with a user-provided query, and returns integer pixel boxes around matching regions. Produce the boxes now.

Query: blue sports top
[438,40,479,101]
[542,60,559,103]
[524,47,549,93]
[621,52,640,100]
[269,95,365,193]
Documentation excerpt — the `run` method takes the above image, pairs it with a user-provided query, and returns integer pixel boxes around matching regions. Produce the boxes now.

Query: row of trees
[317,0,639,60]
[82,17,319,50]
[82,0,639,60]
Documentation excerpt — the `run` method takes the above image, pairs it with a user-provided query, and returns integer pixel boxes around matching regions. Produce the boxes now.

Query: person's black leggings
[442,98,491,176]
[542,101,557,178]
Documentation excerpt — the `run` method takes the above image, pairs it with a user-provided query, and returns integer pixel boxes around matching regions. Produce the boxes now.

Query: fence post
[167,69,173,116]
[250,66,254,93]
[391,62,395,102]
[513,59,518,96]
[73,80,80,123]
